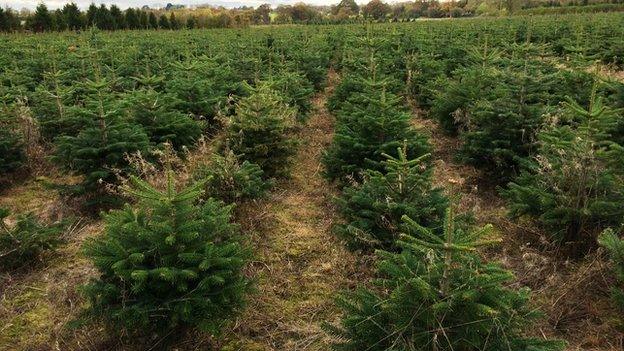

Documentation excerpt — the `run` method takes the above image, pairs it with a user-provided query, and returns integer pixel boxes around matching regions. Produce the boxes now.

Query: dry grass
[410,105,623,350]
[220,70,368,351]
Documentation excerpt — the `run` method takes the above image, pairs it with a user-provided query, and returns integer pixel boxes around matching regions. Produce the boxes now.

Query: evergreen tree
[193,149,272,204]
[53,9,67,31]
[169,12,179,29]
[326,209,566,351]
[0,100,26,175]
[502,93,624,251]
[81,172,249,336]
[323,77,430,184]
[62,2,84,30]
[225,83,297,178]
[30,3,53,32]
[124,8,139,29]
[110,5,125,29]
[148,12,158,29]
[599,229,624,313]
[186,15,197,29]
[95,4,113,30]
[86,3,98,27]
[53,78,150,205]
[139,10,149,29]
[0,7,8,32]
[125,73,203,150]
[158,13,170,29]
[335,146,447,251]
[0,208,65,271]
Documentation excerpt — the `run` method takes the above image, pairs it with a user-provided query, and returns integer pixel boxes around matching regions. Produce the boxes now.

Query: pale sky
[2,0,355,10]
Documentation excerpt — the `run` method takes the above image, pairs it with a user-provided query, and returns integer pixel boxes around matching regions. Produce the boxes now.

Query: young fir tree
[81,171,249,337]
[193,149,272,204]
[225,82,297,178]
[326,209,566,351]
[335,146,447,251]
[0,208,65,271]
[53,78,150,204]
[323,78,430,184]
[0,99,26,175]
[598,229,624,314]
[502,93,624,250]
[126,73,203,150]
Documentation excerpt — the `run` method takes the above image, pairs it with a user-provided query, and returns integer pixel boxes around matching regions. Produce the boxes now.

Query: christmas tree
[193,149,272,204]
[0,104,25,175]
[502,92,624,250]
[53,78,150,205]
[126,73,203,150]
[323,77,430,184]
[81,171,249,337]
[598,229,624,313]
[225,82,297,178]
[335,145,447,251]
[327,208,566,351]
[0,208,65,271]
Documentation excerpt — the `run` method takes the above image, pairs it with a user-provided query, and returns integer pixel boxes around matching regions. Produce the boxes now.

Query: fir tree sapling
[503,93,624,250]
[53,78,150,204]
[0,208,65,271]
[81,171,249,337]
[598,229,624,314]
[326,208,566,351]
[193,149,272,204]
[126,73,203,150]
[323,78,430,184]
[335,146,447,251]
[225,82,297,178]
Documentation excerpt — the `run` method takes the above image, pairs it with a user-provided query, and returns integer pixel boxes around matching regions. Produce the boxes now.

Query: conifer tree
[335,146,447,251]
[502,93,624,250]
[323,77,430,184]
[0,208,65,271]
[81,171,249,336]
[225,82,297,178]
[126,73,203,150]
[193,149,272,204]
[0,101,25,175]
[326,209,566,351]
[598,229,624,313]
[53,78,150,205]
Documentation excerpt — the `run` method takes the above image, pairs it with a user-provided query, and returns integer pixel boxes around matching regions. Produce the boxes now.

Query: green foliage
[81,172,249,337]
[335,146,447,251]
[502,94,624,249]
[598,229,624,313]
[225,82,297,178]
[125,74,203,150]
[0,208,65,271]
[193,150,272,204]
[0,105,25,175]
[327,209,566,351]
[323,77,430,184]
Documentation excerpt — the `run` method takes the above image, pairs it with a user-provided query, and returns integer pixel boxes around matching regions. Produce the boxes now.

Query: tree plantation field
[1,12,624,351]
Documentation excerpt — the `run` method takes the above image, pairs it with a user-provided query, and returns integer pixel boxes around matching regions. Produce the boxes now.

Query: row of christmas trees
[320,51,569,348]
[0,29,326,345]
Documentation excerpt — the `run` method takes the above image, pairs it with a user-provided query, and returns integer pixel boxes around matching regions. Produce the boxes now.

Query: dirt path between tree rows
[224,70,363,351]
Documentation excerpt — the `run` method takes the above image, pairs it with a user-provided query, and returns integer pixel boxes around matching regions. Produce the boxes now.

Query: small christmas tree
[335,145,447,251]
[53,78,150,205]
[81,171,249,337]
[225,82,297,178]
[0,110,25,175]
[193,149,272,204]
[126,73,203,150]
[598,229,624,313]
[502,93,624,250]
[0,208,65,271]
[323,77,430,184]
[326,208,566,351]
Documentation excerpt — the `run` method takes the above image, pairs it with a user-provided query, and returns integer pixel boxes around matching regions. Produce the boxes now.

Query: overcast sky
[1,0,354,10]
